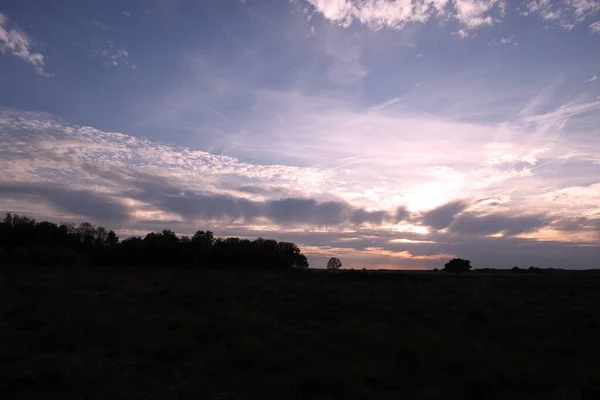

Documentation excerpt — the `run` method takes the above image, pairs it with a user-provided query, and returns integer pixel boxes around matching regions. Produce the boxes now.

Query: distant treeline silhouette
[0,213,309,269]
[474,267,558,274]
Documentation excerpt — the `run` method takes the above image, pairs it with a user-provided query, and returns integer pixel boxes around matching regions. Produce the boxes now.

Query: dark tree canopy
[326,257,342,271]
[443,258,472,275]
[0,213,309,270]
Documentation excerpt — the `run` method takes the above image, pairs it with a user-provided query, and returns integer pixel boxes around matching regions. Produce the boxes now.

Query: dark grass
[1,267,600,399]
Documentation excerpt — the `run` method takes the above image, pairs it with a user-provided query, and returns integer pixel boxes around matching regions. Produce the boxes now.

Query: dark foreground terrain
[1,268,600,399]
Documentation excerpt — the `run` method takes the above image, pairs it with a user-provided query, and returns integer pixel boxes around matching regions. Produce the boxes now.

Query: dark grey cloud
[159,196,391,227]
[159,192,262,221]
[395,206,410,222]
[422,200,468,230]
[267,198,349,225]
[448,212,548,236]
[80,168,397,227]
[350,209,388,225]
[552,217,600,233]
[420,199,548,237]
[0,181,130,224]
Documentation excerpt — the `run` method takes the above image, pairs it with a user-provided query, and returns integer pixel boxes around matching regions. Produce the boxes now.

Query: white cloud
[456,28,470,38]
[0,13,50,76]
[453,0,499,28]
[306,0,600,33]
[122,11,132,17]
[306,0,505,32]
[0,109,337,204]
[524,0,600,30]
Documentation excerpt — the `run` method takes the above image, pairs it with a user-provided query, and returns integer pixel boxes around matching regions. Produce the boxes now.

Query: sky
[1,0,600,270]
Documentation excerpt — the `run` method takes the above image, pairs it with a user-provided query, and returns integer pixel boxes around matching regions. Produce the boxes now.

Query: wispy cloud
[591,21,600,33]
[100,40,131,67]
[86,20,107,30]
[585,74,598,83]
[84,19,133,69]
[524,0,600,30]
[488,35,517,46]
[0,13,50,76]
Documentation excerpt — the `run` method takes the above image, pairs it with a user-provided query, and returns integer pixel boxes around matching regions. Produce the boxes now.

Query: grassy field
[1,268,600,399]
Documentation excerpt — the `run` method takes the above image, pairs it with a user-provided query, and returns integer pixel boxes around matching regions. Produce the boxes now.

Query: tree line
[0,213,309,269]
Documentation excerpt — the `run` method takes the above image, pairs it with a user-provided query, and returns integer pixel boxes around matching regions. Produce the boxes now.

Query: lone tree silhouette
[326,257,342,271]
[443,258,471,275]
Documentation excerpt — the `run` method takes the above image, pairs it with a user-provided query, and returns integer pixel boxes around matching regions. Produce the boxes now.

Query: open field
[1,267,600,399]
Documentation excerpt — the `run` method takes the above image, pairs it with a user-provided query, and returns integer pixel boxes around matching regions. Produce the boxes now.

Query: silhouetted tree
[443,258,471,275]
[192,230,214,268]
[327,257,342,271]
[0,213,310,270]
[276,241,309,269]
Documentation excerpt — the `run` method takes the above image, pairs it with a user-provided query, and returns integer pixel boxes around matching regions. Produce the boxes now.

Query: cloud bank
[1,105,599,269]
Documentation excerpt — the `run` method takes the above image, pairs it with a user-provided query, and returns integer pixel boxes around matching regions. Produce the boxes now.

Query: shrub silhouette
[443,258,472,275]
[0,213,309,270]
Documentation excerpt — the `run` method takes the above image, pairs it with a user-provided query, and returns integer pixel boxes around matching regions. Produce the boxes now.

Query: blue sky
[1,0,600,269]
